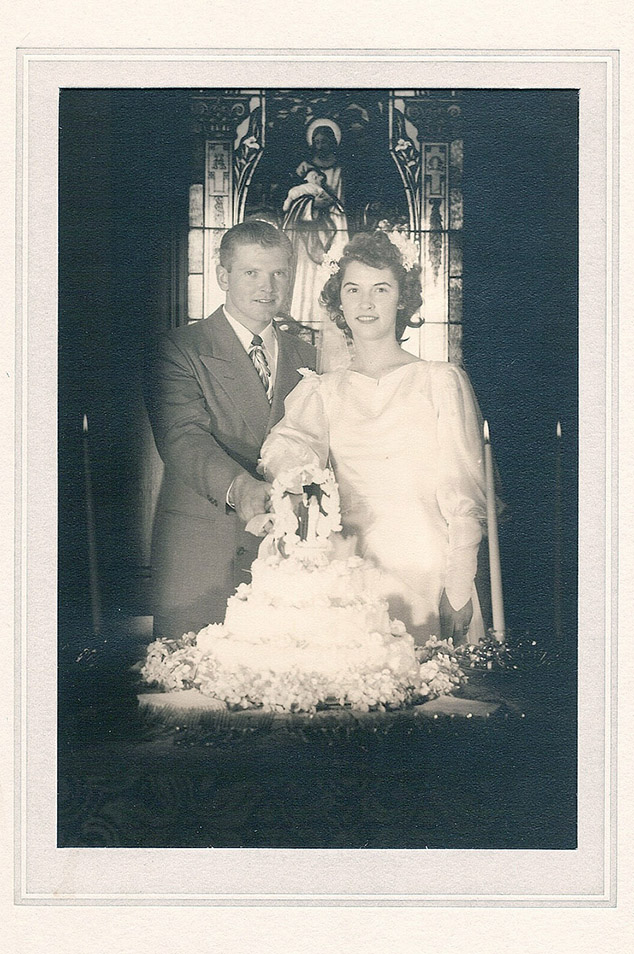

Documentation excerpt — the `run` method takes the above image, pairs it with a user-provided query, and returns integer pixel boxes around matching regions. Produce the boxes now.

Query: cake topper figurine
[245,466,341,560]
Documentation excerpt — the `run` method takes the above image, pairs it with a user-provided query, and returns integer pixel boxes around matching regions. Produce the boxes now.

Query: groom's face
[217,242,291,333]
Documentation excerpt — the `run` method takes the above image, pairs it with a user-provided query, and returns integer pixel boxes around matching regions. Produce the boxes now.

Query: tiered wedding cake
[139,468,463,713]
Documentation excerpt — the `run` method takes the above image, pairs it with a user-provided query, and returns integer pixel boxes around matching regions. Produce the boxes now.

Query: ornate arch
[185,89,463,363]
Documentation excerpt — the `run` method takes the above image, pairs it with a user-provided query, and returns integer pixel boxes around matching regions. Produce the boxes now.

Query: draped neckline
[346,360,423,384]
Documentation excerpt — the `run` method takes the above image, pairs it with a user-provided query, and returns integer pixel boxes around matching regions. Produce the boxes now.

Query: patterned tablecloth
[58,628,576,849]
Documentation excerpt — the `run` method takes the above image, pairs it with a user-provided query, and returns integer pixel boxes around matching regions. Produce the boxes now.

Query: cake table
[58,622,576,850]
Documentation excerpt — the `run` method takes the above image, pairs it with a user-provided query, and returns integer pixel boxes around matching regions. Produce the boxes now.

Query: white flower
[389,619,407,637]
[386,229,420,270]
[315,237,348,286]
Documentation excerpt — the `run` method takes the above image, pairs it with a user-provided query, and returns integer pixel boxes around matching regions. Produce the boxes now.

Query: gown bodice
[259,360,488,641]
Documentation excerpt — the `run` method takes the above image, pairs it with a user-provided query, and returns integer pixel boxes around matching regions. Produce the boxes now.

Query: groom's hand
[439,590,473,646]
[229,473,271,525]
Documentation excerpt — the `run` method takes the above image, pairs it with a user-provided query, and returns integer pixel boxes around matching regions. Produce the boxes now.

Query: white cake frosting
[140,467,464,712]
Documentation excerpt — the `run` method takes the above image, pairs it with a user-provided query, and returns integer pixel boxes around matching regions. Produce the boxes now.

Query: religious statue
[282,119,349,326]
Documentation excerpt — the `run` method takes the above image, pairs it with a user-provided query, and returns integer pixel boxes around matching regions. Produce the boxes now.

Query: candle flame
[556,420,562,438]
[483,419,490,443]
[82,414,88,434]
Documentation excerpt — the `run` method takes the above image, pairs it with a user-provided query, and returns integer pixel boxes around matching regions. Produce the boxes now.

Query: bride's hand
[230,472,271,524]
[439,590,473,646]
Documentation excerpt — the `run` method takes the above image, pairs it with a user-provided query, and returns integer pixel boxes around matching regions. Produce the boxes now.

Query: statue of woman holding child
[282,119,349,326]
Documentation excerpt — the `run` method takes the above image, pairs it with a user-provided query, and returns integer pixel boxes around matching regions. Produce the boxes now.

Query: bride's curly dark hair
[319,230,423,341]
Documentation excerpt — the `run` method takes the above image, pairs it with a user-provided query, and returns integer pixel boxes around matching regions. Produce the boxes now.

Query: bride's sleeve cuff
[445,517,483,610]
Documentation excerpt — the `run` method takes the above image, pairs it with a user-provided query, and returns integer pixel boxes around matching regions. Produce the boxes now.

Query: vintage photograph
[56,85,579,851]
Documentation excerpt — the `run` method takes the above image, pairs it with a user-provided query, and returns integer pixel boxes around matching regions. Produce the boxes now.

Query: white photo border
[15,48,618,906]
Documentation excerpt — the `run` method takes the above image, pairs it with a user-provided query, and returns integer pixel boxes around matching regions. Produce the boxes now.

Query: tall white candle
[82,414,102,636]
[483,420,505,641]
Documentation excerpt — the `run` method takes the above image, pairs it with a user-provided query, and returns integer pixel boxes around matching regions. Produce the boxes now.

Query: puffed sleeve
[432,363,489,611]
[259,371,330,490]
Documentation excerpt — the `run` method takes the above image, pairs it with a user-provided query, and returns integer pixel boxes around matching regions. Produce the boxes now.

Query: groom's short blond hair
[219,220,292,270]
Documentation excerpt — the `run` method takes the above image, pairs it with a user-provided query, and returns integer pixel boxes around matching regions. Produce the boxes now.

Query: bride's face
[339,260,401,341]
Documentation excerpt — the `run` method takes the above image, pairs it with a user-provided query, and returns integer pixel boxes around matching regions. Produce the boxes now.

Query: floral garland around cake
[140,631,466,715]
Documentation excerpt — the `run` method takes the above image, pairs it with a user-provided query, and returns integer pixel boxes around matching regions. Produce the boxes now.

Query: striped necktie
[249,334,272,402]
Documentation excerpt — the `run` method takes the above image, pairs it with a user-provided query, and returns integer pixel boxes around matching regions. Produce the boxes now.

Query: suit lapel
[200,307,271,444]
[268,330,305,431]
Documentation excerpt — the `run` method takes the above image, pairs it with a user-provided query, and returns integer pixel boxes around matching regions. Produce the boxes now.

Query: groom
[144,220,316,638]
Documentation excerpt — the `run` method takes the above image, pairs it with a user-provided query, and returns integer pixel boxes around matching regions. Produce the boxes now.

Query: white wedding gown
[259,361,488,643]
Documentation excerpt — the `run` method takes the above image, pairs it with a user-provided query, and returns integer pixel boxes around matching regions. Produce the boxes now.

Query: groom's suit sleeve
[144,331,246,508]
[144,321,316,510]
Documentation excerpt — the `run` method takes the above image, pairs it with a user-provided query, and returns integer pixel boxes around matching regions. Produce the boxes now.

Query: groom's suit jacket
[144,305,316,638]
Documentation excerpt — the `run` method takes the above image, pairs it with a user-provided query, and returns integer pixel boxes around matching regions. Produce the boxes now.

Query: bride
[259,230,488,644]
